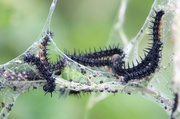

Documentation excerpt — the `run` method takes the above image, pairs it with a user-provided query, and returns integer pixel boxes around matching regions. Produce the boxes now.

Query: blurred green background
[0,0,169,119]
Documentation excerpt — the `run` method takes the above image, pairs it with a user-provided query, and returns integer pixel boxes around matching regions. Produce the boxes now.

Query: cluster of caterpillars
[1,10,164,97]
[23,31,66,95]
[66,10,164,83]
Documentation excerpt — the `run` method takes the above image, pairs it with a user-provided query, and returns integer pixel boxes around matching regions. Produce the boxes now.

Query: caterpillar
[24,51,56,95]
[113,10,164,82]
[67,54,113,67]
[50,57,67,75]
[65,46,125,68]
[68,45,124,59]
[38,31,53,65]
[23,31,63,96]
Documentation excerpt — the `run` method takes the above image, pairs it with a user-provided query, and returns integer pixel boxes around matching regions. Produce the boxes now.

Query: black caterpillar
[24,52,56,95]
[50,57,66,75]
[113,10,164,82]
[67,45,124,59]
[65,45,125,68]
[23,31,65,96]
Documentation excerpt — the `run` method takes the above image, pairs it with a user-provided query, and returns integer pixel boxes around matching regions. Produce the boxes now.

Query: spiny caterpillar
[114,10,164,82]
[65,45,124,67]
[23,31,66,96]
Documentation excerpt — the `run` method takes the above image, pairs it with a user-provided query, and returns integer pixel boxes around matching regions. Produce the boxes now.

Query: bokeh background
[0,0,169,119]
